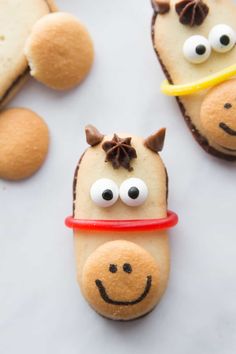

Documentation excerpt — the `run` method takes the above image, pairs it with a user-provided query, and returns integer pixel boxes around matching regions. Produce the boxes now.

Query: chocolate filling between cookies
[0,68,29,108]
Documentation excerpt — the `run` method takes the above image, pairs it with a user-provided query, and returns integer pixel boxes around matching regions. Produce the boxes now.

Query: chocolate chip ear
[144,128,166,153]
[85,125,104,146]
[152,0,170,14]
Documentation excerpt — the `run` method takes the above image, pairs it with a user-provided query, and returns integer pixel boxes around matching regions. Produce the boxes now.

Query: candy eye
[90,178,119,207]
[183,35,211,64]
[119,178,148,207]
[209,24,235,53]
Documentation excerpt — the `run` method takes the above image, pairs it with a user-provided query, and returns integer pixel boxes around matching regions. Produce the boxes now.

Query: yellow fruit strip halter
[161,64,236,96]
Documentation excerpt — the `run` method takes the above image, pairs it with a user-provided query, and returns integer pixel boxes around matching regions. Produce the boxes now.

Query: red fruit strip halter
[65,210,178,232]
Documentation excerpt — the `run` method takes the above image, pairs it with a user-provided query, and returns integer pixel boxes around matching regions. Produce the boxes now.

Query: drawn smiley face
[201,79,236,151]
[82,240,159,320]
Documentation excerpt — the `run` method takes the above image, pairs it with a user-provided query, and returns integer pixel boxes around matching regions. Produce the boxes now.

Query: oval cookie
[65,125,178,321]
[152,0,236,160]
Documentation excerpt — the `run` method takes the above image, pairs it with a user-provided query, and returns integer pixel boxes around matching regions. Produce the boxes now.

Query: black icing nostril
[123,263,132,274]
[102,189,113,201]
[220,35,230,46]
[109,264,117,273]
[195,44,206,55]
[128,187,139,199]
[224,103,232,109]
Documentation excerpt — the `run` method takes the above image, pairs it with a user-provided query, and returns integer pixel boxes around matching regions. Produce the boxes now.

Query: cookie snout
[200,79,236,151]
[81,240,160,320]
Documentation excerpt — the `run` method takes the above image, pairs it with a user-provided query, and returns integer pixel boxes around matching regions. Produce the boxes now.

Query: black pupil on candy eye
[102,189,113,201]
[128,187,139,199]
[220,35,230,46]
[123,263,132,273]
[109,264,117,273]
[196,44,206,55]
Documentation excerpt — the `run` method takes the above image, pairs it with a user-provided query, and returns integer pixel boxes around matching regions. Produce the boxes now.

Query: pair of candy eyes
[90,177,148,208]
[109,263,132,274]
[183,24,236,64]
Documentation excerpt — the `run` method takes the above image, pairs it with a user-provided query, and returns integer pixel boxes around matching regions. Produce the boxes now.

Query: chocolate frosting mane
[102,134,137,171]
[175,0,209,26]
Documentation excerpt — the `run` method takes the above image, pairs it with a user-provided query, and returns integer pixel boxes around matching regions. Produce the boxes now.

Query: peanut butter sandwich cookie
[152,0,236,160]
[65,125,178,321]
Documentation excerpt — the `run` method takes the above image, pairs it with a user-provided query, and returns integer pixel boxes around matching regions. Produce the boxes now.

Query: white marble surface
[1,0,236,353]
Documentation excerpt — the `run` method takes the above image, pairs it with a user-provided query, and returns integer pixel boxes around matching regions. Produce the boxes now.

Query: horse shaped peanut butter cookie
[65,125,178,321]
[152,0,236,160]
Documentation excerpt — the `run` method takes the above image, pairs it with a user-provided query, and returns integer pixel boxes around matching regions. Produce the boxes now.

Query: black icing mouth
[219,123,236,136]
[95,276,152,306]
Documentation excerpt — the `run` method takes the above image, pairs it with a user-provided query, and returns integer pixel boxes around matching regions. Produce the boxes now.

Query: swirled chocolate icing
[175,0,209,26]
[102,134,137,171]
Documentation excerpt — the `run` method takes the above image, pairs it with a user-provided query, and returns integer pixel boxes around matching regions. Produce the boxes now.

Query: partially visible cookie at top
[151,0,236,161]
[24,12,94,90]
[0,0,56,109]
[0,108,49,181]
